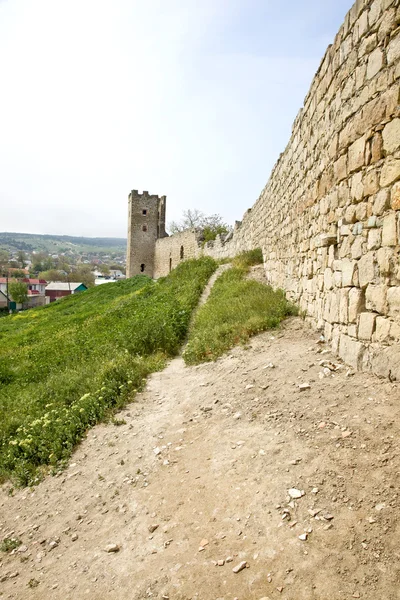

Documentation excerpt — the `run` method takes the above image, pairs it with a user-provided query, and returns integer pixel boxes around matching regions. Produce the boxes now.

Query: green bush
[232,247,263,268]
[183,266,297,365]
[0,257,217,484]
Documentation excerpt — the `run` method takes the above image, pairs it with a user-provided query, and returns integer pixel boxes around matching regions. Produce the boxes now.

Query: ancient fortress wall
[151,0,400,378]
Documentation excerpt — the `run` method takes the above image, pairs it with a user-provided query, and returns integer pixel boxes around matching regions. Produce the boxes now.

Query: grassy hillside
[0,257,217,484]
[184,251,297,365]
[0,232,126,254]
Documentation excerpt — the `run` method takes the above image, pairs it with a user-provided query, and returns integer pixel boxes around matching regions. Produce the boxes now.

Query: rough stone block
[366,216,377,229]
[366,283,387,314]
[342,259,357,286]
[367,228,381,250]
[339,288,350,323]
[382,119,400,155]
[363,169,379,196]
[387,32,400,65]
[375,316,391,342]
[371,346,400,380]
[348,323,358,337]
[345,205,357,223]
[358,312,377,340]
[351,172,364,202]
[376,247,393,275]
[373,189,390,215]
[367,47,384,79]
[370,133,383,163]
[338,333,366,369]
[387,286,400,317]
[348,136,366,173]
[355,203,367,221]
[349,287,365,322]
[351,237,364,260]
[390,321,400,341]
[380,159,400,187]
[358,251,377,288]
[324,268,333,290]
[334,154,347,182]
[391,182,400,210]
[368,0,381,26]
[382,213,397,246]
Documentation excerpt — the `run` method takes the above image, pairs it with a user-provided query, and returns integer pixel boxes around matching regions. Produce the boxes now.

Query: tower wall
[126,190,167,278]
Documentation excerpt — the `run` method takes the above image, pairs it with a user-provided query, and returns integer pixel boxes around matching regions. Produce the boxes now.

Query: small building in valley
[45,282,88,303]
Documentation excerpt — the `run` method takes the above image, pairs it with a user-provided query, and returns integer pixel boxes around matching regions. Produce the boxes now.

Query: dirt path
[1,319,400,599]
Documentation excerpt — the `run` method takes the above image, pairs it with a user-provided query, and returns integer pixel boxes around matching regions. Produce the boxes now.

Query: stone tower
[126,190,167,278]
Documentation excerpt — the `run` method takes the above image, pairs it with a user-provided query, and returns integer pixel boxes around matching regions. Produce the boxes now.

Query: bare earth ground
[1,272,400,600]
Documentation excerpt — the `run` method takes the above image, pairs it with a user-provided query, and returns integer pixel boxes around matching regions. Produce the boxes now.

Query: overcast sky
[0,0,352,238]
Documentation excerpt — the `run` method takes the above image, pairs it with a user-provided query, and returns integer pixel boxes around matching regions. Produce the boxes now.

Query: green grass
[0,257,217,485]
[183,261,297,365]
[232,247,263,268]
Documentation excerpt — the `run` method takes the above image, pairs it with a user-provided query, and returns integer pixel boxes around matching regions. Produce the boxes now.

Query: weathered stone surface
[376,247,393,276]
[366,284,387,314]
[387,287,400,318]
[380,159,400,187]
[372,189,390,215]
[338,334,365,369]
[358,312,377,341]
[382,213,397,247]
[348,136,366,173]
[358,252,377,288]
[371,346,400,380]
[387,32,400,65]
[342,259,357,286]
[390,182,400,210]
[382,119,400,155]
[349,287,365,322]
[370,133,383,163]
[367,47,384,79]
[375,316,391,342]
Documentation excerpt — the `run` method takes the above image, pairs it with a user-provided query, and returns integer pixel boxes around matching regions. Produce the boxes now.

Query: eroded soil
[1,318,399,600]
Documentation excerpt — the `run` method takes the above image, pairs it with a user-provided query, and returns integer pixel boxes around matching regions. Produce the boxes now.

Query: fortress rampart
[128,0,400,378]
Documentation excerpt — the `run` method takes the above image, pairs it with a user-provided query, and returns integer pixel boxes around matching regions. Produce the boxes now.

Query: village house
[45,282,88,303]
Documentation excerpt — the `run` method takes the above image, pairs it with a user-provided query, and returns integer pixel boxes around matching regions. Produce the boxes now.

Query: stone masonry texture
[128,0,400,379]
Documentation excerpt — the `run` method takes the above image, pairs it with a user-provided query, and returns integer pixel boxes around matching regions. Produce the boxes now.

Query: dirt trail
[1,280,400,600]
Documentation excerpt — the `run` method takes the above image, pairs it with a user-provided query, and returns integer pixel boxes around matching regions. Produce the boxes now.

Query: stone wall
[152,0,400,378]
[153,229,202,278]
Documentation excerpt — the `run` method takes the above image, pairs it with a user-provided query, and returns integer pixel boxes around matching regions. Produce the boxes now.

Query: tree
[8,281,28,305]
[99,264,110,276]
[39,269,67,282]
[17,250,27,269]
[0,250,9,273]
[168,210,231,241]
[10,269,26,278]
[69,265,95,288]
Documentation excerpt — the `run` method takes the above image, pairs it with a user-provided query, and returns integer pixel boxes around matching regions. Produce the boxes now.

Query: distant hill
[0,232,127,255]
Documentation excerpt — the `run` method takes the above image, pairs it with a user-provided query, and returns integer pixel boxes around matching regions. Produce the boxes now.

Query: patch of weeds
[111,417,126,426]
[232,248,263,268]
[28,578,40,588]
[0,537,21,552]
[184,265,298,365]
[0,257,217,484]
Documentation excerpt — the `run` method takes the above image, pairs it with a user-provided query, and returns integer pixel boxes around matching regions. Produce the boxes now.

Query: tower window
[142,209,147,215]
[142,224,147,232]
[180,246,184,260]
[140,264,145,272]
